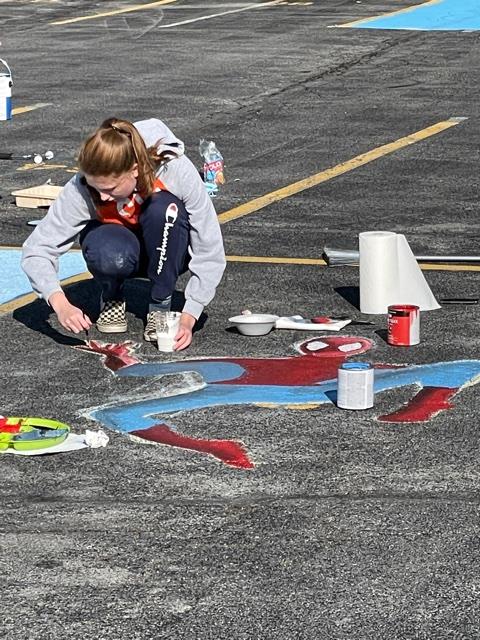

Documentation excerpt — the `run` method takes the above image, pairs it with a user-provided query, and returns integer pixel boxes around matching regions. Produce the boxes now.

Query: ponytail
[78,117,173,196]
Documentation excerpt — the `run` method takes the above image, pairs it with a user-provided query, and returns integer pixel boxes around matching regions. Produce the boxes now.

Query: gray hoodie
[21,119,226,319]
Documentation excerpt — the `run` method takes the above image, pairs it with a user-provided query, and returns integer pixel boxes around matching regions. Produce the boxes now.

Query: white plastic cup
[155,311,181,352]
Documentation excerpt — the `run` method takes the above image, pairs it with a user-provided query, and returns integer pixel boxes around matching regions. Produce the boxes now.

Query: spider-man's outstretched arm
[378,386,458,422]
[373,361,480,423]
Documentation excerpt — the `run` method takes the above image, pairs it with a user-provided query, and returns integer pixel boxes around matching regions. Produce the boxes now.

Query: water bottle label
[204,159,225,185]
[0,96,11,120]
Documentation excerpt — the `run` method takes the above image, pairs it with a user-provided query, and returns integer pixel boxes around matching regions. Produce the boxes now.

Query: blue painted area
[89,360,480,434]
[118,361,247,383]
[91,383,336,432]
[0,248,88,304]
[353,0,480,31]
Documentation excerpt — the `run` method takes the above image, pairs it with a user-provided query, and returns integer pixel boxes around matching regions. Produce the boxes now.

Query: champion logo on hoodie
[156,202,179,275]
[97,178,166,227]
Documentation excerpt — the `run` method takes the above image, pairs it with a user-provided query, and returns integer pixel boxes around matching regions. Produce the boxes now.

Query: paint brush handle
[0,152,31,160]
[83,313,90,338]
[311,315,375,325]
[440,298,479,305]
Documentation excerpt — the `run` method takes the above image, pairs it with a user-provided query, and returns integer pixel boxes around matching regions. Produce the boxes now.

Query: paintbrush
[311,315,376,326]
[83,313,90,342]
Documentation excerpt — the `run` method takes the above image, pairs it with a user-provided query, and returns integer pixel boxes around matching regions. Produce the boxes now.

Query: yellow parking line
[0,292,38,314]
[1,255,478,315]
[218,117,466,224]
[336,0,442,28]
[226,255,480,271]
[0,272,92,316]
[418,263,480,272]
[50,0,177,25]
[12,103,51,116]
[17,163,73,171]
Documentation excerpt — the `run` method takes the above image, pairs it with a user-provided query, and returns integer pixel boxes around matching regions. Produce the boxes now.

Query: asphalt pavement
[0,1,479,638]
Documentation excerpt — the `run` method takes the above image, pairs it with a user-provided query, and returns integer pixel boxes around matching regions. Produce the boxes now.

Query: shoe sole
[96,322,128,333]
[143,332,157,342]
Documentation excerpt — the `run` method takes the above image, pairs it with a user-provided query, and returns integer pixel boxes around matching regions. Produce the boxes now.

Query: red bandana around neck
[96,177,166,227]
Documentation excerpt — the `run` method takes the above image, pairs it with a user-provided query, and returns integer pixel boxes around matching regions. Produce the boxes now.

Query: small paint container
[387,304,420,346]
[337,362,374,410]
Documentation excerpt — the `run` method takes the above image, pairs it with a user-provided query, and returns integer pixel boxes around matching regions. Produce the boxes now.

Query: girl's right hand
[49,291,92,333]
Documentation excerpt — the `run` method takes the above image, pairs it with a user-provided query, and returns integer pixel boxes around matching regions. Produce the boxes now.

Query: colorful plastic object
[0,416,70,452]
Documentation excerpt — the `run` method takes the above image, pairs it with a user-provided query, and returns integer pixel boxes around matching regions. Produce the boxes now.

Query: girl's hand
[174,312,196,351]
[49,291,92,333]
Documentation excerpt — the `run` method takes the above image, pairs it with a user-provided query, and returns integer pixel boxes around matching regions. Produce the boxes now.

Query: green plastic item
[0,417,70,452]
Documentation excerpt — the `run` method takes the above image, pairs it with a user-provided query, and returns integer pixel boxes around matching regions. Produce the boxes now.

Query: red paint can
[387,304,420,346]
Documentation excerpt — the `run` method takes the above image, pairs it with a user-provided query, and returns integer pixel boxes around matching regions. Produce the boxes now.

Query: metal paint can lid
[388,304,420,316]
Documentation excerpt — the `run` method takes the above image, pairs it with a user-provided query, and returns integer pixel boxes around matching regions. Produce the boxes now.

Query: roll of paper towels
[359,231,440,314]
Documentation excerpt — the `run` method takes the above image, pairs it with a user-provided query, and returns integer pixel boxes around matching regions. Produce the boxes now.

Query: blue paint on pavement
[90,360,480,434]
[0,248,87,304]
[353,0,480,31]
[118,361,248,383]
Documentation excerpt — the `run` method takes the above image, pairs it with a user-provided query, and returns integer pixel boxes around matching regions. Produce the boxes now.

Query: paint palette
[0,416,70,452]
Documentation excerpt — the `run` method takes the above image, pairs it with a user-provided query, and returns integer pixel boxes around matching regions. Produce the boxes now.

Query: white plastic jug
[0,59,12,121]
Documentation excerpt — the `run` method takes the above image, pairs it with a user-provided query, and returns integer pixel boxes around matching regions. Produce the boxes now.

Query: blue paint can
[337,362,374,410]
[0,59,12,121]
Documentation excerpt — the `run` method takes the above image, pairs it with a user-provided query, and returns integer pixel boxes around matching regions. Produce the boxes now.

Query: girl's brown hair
[78,117,173,196]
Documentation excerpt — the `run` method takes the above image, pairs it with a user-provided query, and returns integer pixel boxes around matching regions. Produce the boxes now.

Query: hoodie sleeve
[21,175,94,302]
[159,154,227,319]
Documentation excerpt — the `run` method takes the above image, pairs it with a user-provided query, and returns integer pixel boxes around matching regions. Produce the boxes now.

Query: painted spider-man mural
[77,337,480,469]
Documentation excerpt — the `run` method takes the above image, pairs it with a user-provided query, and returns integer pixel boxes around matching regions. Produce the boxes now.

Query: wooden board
[11,184,63,209]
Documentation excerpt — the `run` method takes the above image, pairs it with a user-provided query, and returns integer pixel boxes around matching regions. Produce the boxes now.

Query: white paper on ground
[84,429,109,448]
[275,315,351,331]
[359,231,440,314]
[4,430,109,456]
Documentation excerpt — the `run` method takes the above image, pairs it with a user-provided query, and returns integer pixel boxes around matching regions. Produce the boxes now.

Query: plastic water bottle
[0,59,12,121]
[199,139,225,197]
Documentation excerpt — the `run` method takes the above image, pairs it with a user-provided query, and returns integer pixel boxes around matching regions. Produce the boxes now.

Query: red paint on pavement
[378,387,456,422]
[131,423,254,469]
[78,338,475,466]
[75,340,141,371]
[219,336,373,386]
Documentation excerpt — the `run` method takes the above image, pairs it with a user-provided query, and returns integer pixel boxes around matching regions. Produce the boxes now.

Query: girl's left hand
[174,312,196,350]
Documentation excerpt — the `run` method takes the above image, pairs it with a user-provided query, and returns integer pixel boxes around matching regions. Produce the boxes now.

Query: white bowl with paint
[229,314,278,336]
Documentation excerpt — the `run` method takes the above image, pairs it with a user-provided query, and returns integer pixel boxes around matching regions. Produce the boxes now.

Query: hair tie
[110,123,130,136]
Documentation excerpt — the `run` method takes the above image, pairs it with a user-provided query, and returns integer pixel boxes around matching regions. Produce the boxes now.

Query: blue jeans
[80,191,190,304]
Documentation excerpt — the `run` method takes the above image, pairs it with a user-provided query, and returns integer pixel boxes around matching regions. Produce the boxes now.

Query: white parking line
[157,0,283,28]
[50,0,177,25]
